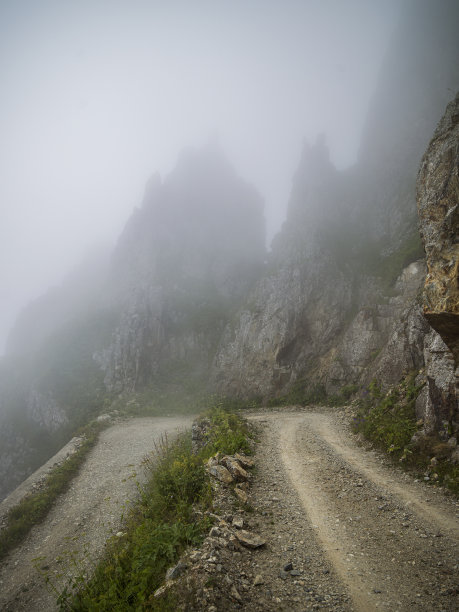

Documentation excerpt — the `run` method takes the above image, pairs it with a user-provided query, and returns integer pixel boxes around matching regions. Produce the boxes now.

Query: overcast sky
[0,0,401,354]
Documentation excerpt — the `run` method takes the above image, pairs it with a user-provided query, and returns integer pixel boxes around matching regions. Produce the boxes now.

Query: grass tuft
[199,404,253,457]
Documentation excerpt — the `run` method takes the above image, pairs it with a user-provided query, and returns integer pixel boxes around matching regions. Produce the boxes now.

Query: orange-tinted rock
[417,93,459,364]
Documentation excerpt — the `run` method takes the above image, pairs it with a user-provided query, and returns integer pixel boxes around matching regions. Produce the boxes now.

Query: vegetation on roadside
[53,405,252,611]
[352,372,459,494]
[352,373,420,458]
[267,380,359,408]
[201,404,253,456]
[0,420,107,562]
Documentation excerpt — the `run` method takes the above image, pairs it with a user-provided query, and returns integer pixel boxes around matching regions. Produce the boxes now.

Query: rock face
[417,93,459,365]
[213,138,353,397]
[99,144,265,393]
[1,0,458,500]
[213,1,459,439]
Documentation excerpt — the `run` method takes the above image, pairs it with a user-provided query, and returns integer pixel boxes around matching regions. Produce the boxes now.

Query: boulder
[165,559,188,581]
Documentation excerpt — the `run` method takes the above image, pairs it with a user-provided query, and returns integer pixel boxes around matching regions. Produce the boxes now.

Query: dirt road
[0,416,193,611]
[1,409,457,612]
[245,409,458,611]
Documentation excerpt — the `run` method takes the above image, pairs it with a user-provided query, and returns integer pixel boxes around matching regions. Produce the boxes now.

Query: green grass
[200,404,253,456]
[59,405,252,610]
[0,420,107,562]
[352,376,419,457]
[352,373,459,494]
[267,380,359,408]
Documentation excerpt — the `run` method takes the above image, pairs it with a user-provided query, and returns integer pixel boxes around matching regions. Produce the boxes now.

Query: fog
[0,0,401,354]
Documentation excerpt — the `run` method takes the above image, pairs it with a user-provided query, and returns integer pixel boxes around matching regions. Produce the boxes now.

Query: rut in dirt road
[0,416,193,612]
[260,410,458,612]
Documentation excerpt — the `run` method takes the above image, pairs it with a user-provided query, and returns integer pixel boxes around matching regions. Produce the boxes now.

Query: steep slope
[0,144,265,500]
[417,93,459,364]
[0,250,115,501]
[212,0,459,440]
[1,0,458,503]
[98,143,265,394]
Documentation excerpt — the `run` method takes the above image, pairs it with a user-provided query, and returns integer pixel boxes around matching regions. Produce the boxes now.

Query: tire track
[250,410,458,612]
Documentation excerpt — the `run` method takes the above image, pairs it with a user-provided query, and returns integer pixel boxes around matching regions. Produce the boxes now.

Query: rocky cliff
[417,93,459,364]
[1,0,458,501]
[97,144,266,395]
[212,1,459,440]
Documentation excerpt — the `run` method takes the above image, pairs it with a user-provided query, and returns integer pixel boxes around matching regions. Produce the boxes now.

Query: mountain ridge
[0,0,458,501]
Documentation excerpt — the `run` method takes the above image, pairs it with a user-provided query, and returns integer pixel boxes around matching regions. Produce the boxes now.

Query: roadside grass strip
[56,405,252,611]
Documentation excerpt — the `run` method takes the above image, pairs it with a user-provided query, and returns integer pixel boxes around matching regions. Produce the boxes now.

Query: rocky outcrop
[101,144,265,393]
[213,1,459,443]
[417,92,459,364]
[325,262,425,393]
[356,0,459,250]
[1,0,458,502]
[213,138,353,398]
[214,2,459,450]
[416,331,457,436]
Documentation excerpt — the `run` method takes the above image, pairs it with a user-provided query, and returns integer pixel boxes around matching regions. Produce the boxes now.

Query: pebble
[279,570,289,580]
[232,516,244,529]
[235,530,266,549]
[230,584,242,603]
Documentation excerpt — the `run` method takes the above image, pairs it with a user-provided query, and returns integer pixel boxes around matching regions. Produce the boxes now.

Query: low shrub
[201,405,253,457]
[352,374,420,458]
[352,373,459,494]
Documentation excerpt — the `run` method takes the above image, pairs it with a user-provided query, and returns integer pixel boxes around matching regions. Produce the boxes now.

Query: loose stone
[235,530,266,549]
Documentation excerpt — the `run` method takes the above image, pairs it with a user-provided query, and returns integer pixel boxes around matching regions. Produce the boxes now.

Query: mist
[1,0,402,353]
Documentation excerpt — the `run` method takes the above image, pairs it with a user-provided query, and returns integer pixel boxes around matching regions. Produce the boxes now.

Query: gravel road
[0,415,193,611]
[1,408,457,612]
[244,409,458,611]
